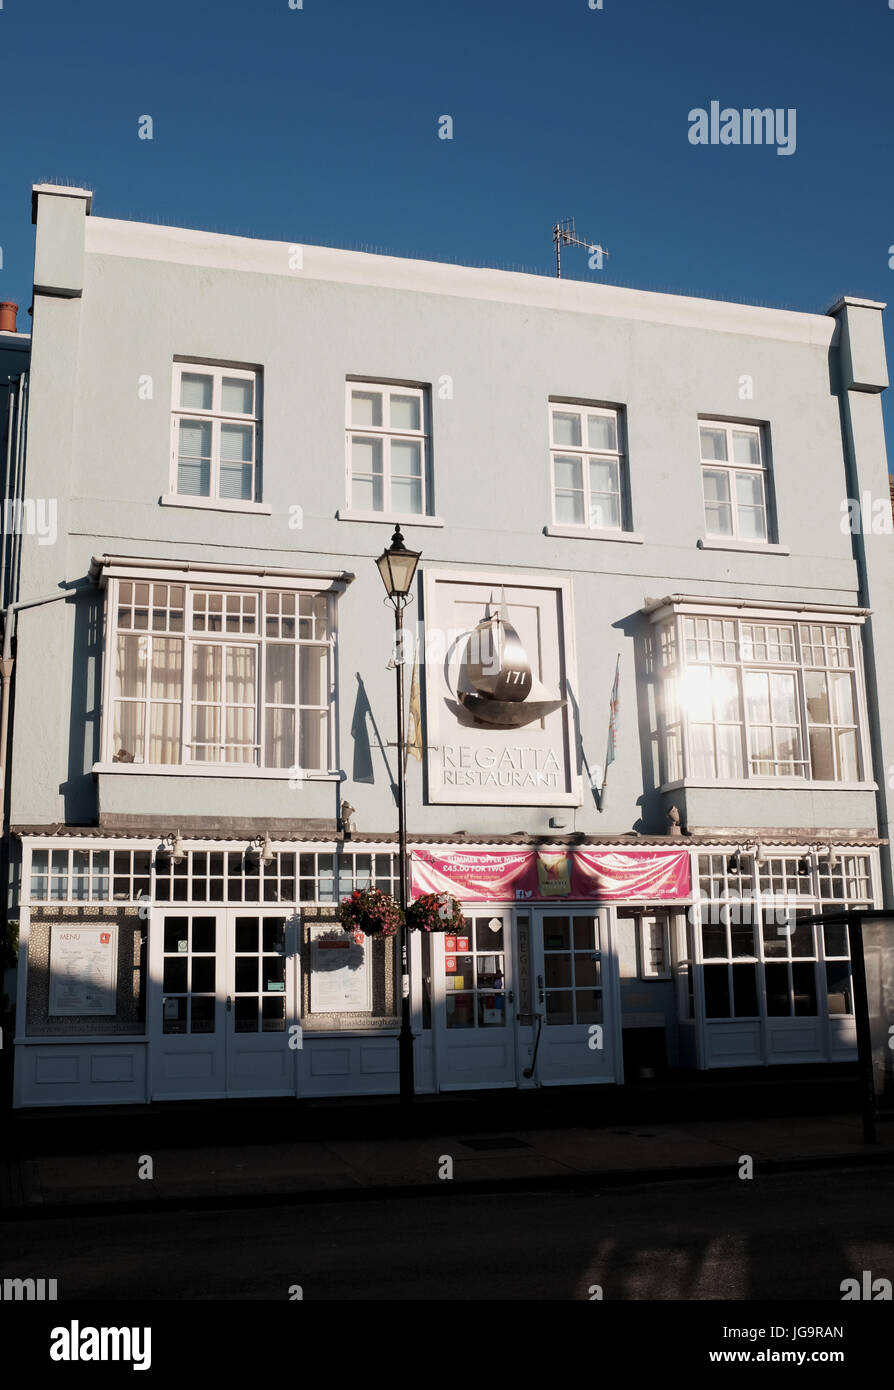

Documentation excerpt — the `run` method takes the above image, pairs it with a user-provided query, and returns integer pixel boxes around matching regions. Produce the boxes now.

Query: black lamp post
[376,525,421,1107]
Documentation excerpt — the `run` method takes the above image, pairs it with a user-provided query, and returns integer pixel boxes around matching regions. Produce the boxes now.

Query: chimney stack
[0,303,18,334]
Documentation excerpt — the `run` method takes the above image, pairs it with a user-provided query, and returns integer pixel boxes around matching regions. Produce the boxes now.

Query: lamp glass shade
[376,532,420,597]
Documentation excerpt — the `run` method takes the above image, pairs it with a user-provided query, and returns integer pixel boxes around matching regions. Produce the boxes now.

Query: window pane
[716,723,743,778]
[737,506,767,540]
[587,413,617,451]
[114,700,145,761]
[266,645,295,705]
[193,644,221,702]
[588,457,618,495]
[702,468,731,503]
[765,962,790,1016]
[700,427,727,461]
[226,647,256,704]
[299,645,327,706]
[590,493,620,529]
[830,672,855,725]
[391,438,422,478]
[555,490,585,525]
[703,964,731,1017]
[713,666,740,722]
[352,474,384,511]
[178,420,212,496]
[808,727,834,780]
[221,377,253,414]
[732,963,758,1016]
[826,962,852,1015]
[735,472,764,508]
[180,372,213,410]
[220,424,254,501]
[805,671,829,724]
[732,431,760,466]
[391,476,423,513]
[836,729,858,781]
[689,723,716,778]
[552,411,581,447]
[351,391,382,427]
[744,671,770,724]
[265,707,295,768]
[300,710,327,770]
[792,962,817,1016]
[116,633,147,699]
[390,394,420,430]
[770,672,797,725]
[554,455,583,490]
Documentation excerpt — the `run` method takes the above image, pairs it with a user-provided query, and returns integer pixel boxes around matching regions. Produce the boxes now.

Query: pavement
[2,1074,893,1216]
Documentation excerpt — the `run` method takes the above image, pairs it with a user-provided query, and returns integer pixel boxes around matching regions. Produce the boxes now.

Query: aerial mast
[553,217,609,278]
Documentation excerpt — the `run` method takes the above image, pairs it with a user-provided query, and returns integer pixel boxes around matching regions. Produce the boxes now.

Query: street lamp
[376,525,421,1107]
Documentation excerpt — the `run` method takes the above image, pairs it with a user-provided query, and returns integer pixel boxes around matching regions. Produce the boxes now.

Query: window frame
[101,575,336,775]
[699,418,772,544]
[345,380,432,518]
[548,400,628,533]
[170,361,263,505]
[690,850,876,1022]
[653,605,871,789]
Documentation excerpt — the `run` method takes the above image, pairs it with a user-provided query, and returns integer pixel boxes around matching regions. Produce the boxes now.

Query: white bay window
[107,579,333,771]
[653,605,867,785]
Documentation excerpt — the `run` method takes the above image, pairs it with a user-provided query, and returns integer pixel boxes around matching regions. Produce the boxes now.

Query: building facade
[8,184,894,1107]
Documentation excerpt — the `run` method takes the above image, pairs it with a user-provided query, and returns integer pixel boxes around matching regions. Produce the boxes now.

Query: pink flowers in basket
[405,891,465,933]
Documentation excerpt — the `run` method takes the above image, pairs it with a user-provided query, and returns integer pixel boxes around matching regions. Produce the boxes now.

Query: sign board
[412,848,690,902]
[309,923,371,1013]
[49,924,118,1016]
[422,570,578,806]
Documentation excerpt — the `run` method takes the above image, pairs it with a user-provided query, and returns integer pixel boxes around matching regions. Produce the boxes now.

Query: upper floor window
[550,403,626,531]
[655,609,866,785]
[346,381,430,516]
[106,578,332,771]
[172,363,261,503]
[699,420,770,541]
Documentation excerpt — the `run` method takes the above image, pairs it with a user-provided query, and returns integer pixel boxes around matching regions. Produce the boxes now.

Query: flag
[600,654,620,802]
[405,649,423,768]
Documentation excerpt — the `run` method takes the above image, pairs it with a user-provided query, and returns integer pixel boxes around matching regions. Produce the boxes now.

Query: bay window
[691,852,874,1021]
[107,579,333,770]
[654,606,866,785]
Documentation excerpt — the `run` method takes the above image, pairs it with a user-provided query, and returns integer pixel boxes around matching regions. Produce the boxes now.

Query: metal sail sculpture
[456,594,564,728]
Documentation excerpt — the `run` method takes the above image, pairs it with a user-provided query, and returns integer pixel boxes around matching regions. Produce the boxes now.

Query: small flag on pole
[600,653,620,808]
[405,649,423,769]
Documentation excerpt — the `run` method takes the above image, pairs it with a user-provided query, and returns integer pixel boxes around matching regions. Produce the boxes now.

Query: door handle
[537,974,544,1003]
[226,995,232,1012]
[507,991,515,1004]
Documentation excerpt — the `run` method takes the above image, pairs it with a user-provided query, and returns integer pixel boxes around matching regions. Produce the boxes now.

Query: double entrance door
[434,908,617,1089]
[150,908,299,1099]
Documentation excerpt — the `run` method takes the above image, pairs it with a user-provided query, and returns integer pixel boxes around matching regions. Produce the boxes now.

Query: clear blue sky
[2,0,893,464]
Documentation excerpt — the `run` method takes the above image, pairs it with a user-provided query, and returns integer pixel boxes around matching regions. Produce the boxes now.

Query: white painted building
[7,184,894,1107]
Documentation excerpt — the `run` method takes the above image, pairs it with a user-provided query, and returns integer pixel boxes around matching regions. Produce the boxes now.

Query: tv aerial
[553,217,609,277]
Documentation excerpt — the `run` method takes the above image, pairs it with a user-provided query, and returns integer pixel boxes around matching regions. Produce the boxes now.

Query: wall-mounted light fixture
[247,832,274,866]
[159,830,185,864]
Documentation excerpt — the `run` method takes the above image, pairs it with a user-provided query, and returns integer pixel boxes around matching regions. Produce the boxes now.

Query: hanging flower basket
[339,887,404,938]
[406,891,465,933]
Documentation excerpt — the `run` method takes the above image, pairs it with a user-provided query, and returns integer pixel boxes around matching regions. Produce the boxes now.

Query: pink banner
[411,849,538,901]
[411,848,690,902]
[572,849,690,900]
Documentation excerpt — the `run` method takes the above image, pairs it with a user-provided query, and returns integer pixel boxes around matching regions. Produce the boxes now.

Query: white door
[151,908,299,1099]
[435,910,517,1089]
[531,909,618,1085]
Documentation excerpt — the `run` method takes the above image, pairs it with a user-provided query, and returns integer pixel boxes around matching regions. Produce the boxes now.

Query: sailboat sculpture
[456,595,565,728]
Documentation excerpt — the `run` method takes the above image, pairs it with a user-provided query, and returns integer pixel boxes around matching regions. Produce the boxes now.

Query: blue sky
[2,0,893,462]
